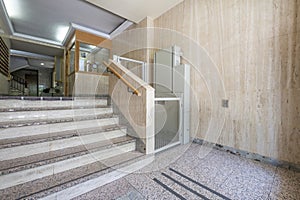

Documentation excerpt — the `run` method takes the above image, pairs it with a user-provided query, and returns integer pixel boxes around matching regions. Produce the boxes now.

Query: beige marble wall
[72,73,109,96]
[153,0,300,165]
[113,17,156,84]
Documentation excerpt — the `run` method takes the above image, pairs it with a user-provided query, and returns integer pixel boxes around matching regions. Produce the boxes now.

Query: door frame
[24,69,39,96]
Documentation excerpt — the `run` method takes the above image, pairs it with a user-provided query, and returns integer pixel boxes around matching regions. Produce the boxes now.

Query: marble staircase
[8,88,24,96]
[0,97,142,199]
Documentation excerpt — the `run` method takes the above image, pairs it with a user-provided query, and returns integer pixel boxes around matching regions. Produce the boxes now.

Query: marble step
[0,142,136,188]
[0,107,114,128]
[0,99,108,112]
[0,104,109,112]
[0,151,143,199]
[0,142,138,199]
[0,117,120,145]
[40,154,149,200]
[0,97,107,109]
[0,124,125,149]
[0,128,128,171]
[0,135,133,175]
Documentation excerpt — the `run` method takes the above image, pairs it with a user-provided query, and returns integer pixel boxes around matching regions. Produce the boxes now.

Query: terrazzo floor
[71,143,299,200]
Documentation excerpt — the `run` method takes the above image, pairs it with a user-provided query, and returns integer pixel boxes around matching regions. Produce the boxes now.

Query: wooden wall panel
[75,30,111,48]
[153,0,300,165]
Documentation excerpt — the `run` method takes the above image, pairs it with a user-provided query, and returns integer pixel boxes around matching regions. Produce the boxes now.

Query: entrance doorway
[25,71,38,96]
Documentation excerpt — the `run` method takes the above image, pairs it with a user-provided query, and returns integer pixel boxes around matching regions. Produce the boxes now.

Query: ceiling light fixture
[56,26,70,43]
[40,63,45,66]
[3,0,22,19]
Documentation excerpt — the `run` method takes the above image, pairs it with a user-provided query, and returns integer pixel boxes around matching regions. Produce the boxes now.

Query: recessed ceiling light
[3,0,22,19]
[56,26,69,42]
[40,63,45,66]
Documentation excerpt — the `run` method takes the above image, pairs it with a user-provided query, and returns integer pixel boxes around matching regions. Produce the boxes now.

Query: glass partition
[79,43,110,74]
[114,56,147,82]
[155,98,181,151]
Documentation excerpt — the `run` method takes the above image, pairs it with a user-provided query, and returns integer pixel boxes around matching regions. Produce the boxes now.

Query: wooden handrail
[103,61,141,96]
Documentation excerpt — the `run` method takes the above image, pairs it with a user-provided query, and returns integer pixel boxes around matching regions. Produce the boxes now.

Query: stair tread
[0,104,110,112]
[0,150,143,200]
[40,152,146,200]
[0,142,136,190]
[0,118,119,141]
[0,135,134,174]
[0,99,107,111]
[0,129,128,162]
[0,124,126,149]
[0,107,113,124]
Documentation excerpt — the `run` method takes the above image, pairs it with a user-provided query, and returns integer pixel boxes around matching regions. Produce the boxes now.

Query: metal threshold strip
[154,141,180,153]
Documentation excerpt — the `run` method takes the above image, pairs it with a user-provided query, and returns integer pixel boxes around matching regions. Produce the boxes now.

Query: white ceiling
[10,56,54,73]
[0,0,127,57]
[86,0,183,23]
[3,0,126,43]
[0,0,183,58]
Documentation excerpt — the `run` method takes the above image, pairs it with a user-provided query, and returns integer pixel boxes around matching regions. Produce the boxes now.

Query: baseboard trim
[193,138,300,172]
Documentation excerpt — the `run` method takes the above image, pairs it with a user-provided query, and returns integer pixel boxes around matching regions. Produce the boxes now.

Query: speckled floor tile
[116,190,145,200]
[166,168,227,199]
[124,173,176,200]
[218,172,273,200]
[268,168,300,200]
[36,143,299,200]
[135,144,191,174]
[72,178,141,200]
